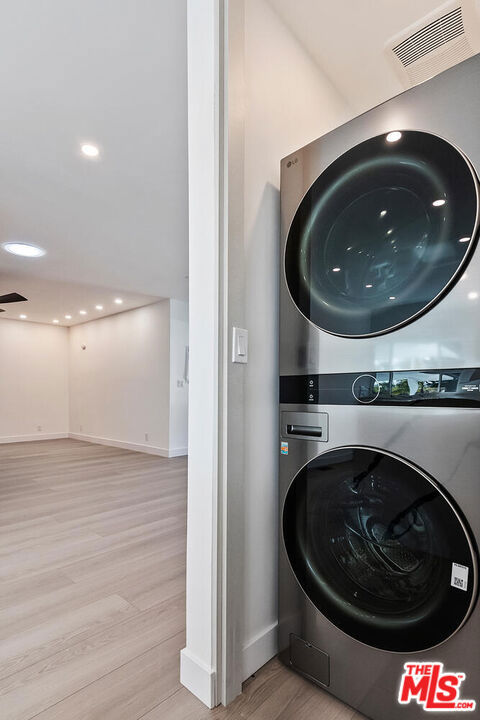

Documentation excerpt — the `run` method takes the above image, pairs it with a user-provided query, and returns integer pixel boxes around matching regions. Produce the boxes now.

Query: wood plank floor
[0,438,361,720]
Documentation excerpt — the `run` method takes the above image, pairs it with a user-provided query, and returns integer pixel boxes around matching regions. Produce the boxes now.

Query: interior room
[1,1,480,720]
[0,2,190,718]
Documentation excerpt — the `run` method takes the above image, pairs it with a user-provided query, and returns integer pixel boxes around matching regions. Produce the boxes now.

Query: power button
[352,374,380,404]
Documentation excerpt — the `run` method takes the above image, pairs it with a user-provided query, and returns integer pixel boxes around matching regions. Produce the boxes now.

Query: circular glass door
[283,447,477,652]
[285,131,479,337]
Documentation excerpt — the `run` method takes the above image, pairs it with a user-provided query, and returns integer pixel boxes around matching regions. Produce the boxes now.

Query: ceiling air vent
[387,0,480,88]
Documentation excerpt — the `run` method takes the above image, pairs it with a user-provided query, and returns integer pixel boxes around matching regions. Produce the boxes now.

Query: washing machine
[279,55,480,719]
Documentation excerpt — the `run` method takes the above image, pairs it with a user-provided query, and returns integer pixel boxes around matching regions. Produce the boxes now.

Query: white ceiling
[0,271,159,326]
[0,0,188,318]
[269,0,474,115]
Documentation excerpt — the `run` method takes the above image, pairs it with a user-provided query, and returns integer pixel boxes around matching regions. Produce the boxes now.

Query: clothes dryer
[280,56,480,378]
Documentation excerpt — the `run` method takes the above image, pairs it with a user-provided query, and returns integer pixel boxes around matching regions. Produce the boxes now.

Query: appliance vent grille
[393,7,465,67]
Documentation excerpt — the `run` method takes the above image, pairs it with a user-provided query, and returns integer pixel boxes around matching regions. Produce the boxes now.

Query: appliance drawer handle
[287,424,323,437]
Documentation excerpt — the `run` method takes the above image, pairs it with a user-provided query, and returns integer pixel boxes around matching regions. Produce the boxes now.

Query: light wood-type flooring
[0,438,362,720]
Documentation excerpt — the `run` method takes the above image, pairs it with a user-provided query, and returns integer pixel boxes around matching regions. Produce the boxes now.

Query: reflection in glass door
[285,131,479,337]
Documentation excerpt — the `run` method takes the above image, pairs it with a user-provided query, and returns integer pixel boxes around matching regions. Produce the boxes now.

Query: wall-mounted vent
[387,0,480,88]
[393,8,465,68]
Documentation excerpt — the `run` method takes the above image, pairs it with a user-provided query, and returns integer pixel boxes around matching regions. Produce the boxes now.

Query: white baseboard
[0,432,69,444]
[242,621,278,682]
[180,647,216,708]
[0,431,187,458]
[168,446,188,457]
[68,432,172,457]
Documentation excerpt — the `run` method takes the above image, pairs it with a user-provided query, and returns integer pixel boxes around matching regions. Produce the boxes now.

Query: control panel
[280,367,480,408]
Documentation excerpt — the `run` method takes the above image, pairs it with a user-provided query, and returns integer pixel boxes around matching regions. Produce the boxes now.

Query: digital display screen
[377,371,469,400]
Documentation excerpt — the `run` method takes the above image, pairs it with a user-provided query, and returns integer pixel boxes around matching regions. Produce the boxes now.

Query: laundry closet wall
[232,0,351,680]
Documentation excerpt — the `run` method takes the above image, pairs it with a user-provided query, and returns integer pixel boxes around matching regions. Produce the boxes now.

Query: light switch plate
[232,327,248,364]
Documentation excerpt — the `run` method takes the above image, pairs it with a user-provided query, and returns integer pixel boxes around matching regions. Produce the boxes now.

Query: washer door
[283,447,477,652]
[285,131,479,337]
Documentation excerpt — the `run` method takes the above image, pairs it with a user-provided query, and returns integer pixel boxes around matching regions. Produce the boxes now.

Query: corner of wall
[66,324,72,435]
[168,298,189,456]
[167,298,173,452]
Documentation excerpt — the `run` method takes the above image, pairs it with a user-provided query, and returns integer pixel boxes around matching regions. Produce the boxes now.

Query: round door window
[285,131,479,337]
[283,447,477,652]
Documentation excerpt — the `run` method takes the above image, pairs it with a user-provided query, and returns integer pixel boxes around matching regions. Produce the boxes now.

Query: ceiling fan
[0,292,28,313]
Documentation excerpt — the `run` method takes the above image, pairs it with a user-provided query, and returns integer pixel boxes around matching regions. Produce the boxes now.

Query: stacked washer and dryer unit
[279,55,480,719]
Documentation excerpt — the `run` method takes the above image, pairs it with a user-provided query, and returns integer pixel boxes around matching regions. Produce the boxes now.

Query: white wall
[181,0,220,708]
[0,300,187,455]
[183,0,350,706]
[239,0,350,678]
[69,301,177,457]
[0,319,69,442]
[169,299,189,456]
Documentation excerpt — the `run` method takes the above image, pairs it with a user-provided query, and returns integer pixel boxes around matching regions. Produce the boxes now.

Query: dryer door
[284,131,479,337]
[283,447,477,652]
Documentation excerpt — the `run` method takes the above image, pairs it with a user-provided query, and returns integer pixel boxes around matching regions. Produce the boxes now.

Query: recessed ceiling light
[81,143,100,158]
[380,210,387,217]
[433,199,446,207]
[389,296,396,300]
[459,237,470,243]
[468,291,478,300]
[386,131,402,143]
[19,314,27,319]
[53,319,59,324]
[114,298,123,304]
[3,242,46,257]
[332,268,341,273]
[79,310,87,315]
[65,314,72,320]
[387,229,393,235]
[365,284,373,288]
[95,304,103,310]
